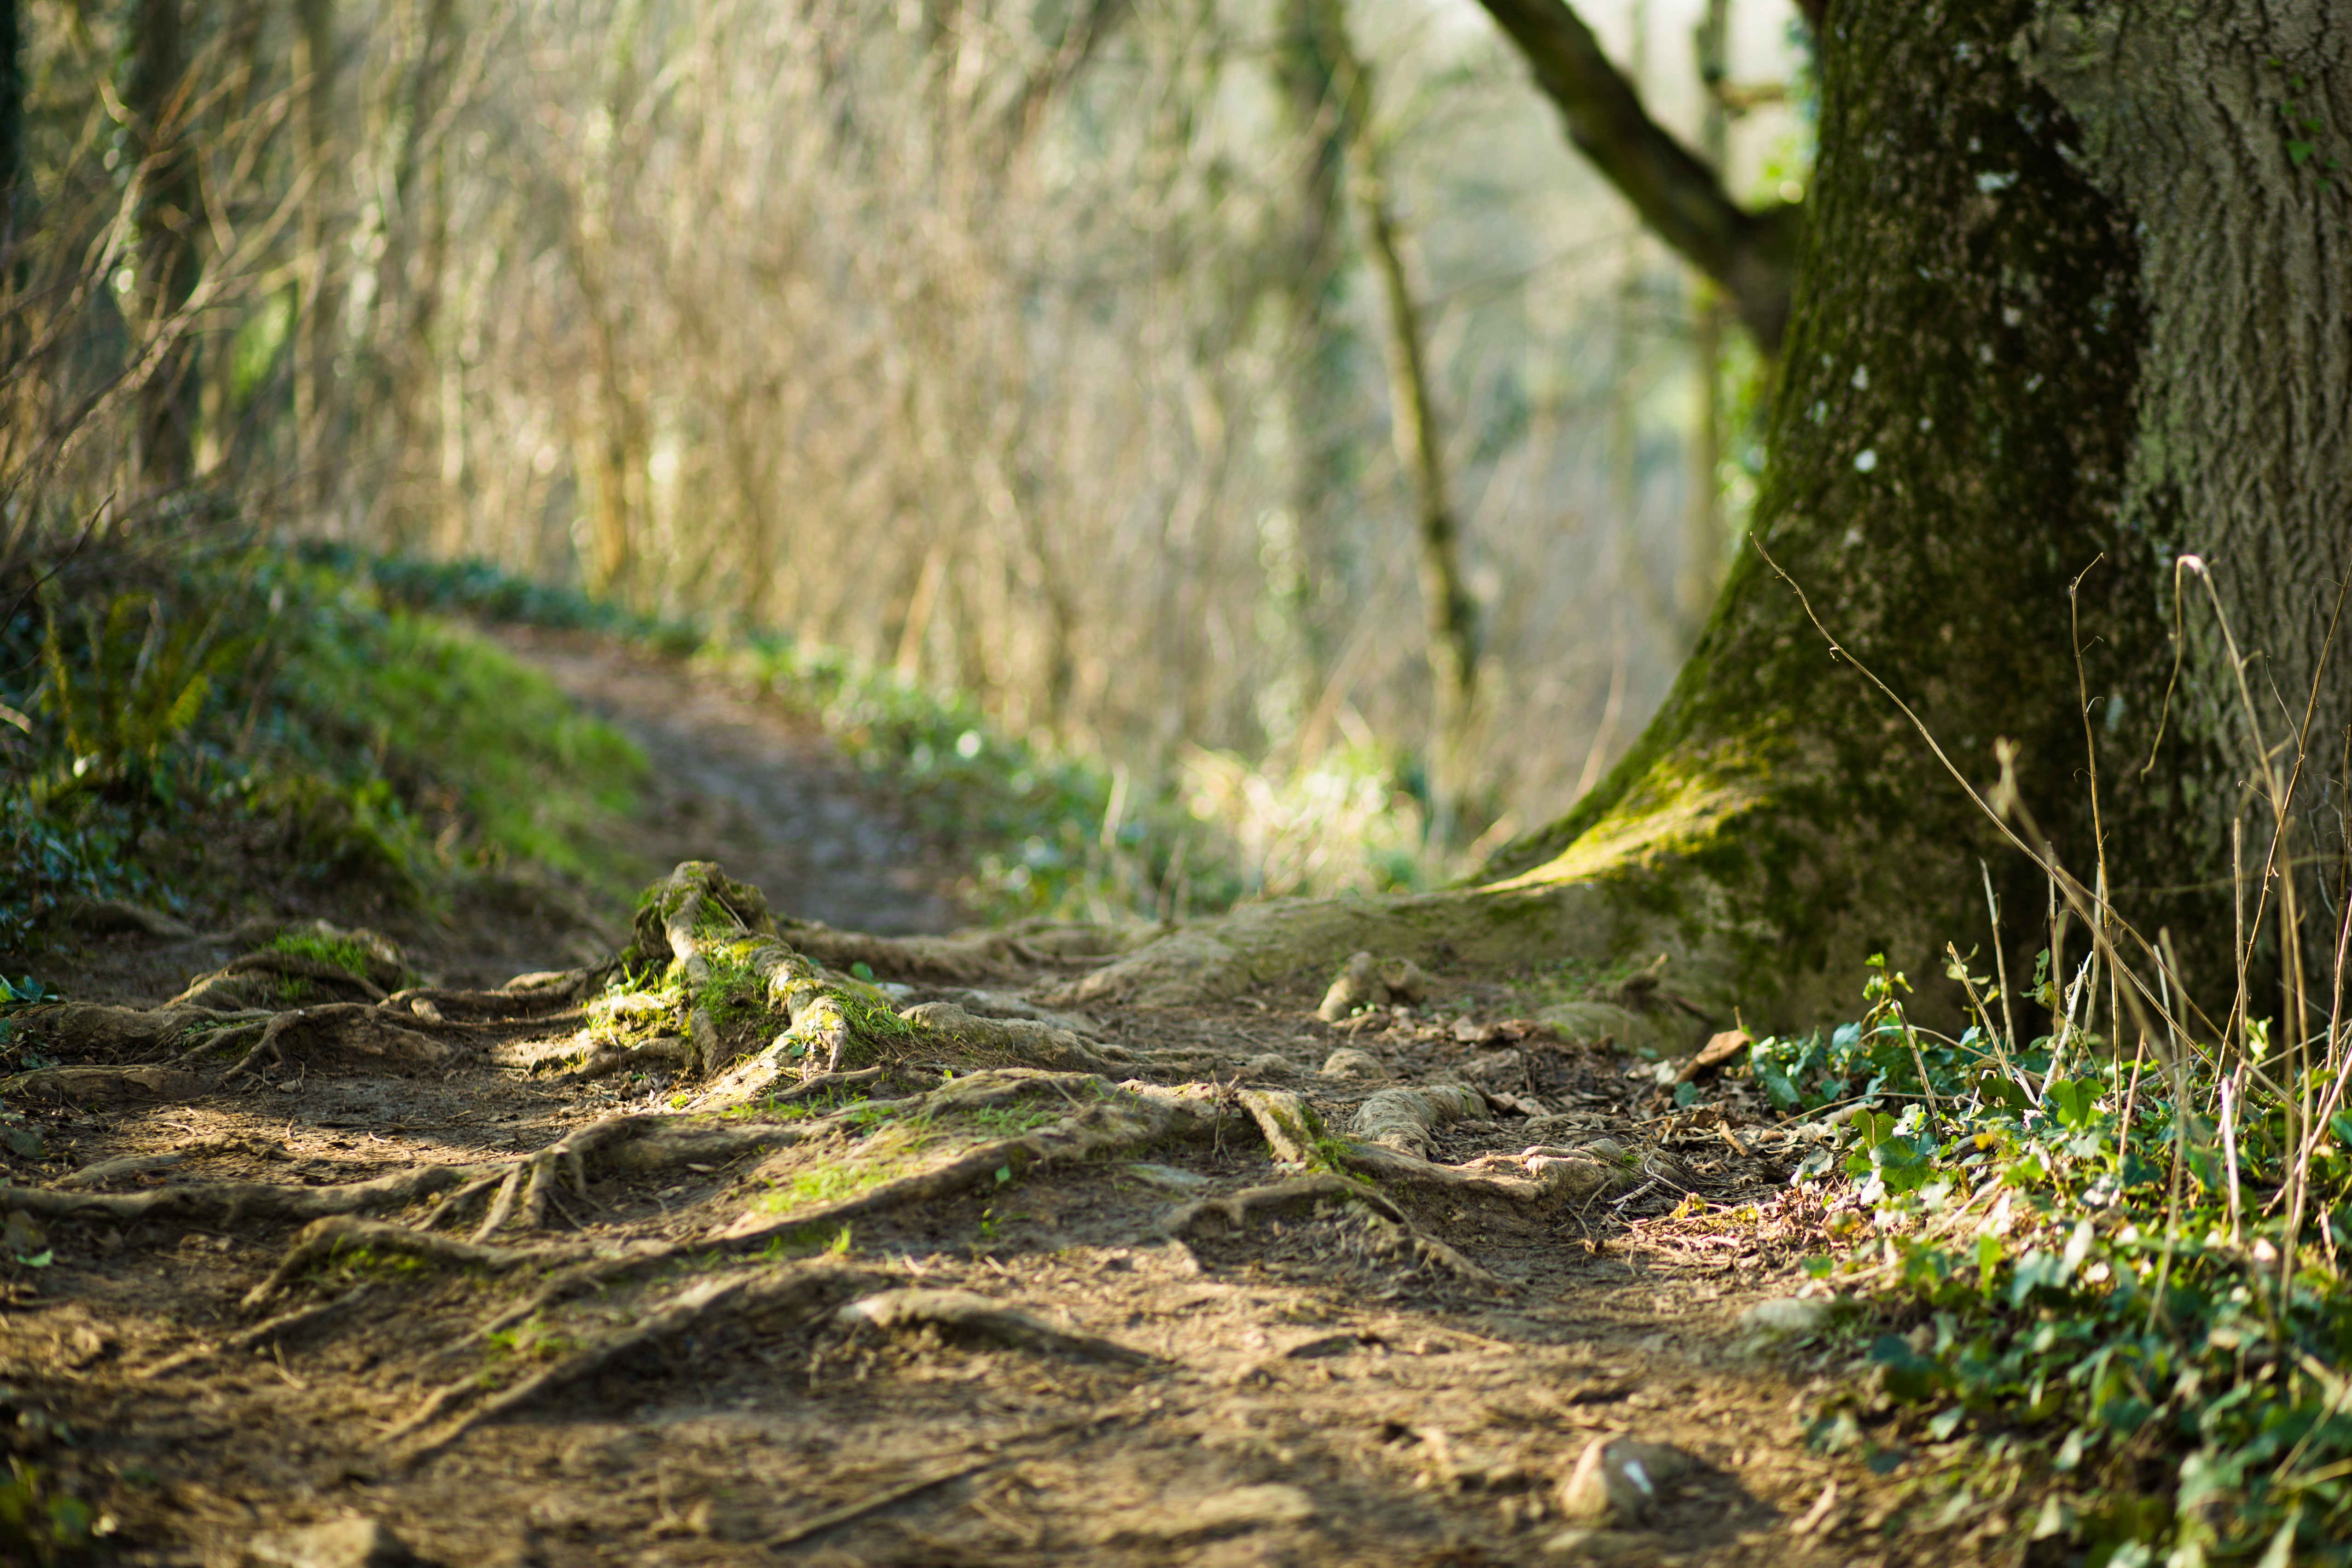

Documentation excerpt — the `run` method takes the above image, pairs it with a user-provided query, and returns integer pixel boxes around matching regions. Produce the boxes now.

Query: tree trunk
[1319,0,1481,847]
[291,0,340,520]
[126,0,201,493]
[0,0,23,217]
[1069,0,2351,1035]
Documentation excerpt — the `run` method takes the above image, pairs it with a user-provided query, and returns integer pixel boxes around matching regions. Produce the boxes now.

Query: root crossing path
[2,854,1926,1568]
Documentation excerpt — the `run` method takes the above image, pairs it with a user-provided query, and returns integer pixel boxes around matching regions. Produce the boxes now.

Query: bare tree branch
[1471,0,1799,354]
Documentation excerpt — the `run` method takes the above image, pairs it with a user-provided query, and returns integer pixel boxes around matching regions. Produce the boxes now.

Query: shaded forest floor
[0,634,1933,1568]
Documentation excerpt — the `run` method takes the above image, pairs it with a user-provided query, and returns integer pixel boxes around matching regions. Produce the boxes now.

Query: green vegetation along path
[495,627,964,937]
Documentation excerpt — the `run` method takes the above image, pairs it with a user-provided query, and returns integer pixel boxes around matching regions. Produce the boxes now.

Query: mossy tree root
[9,1108,819,1252]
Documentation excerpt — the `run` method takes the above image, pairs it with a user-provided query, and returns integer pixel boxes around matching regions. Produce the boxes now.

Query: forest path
[494,624,963,936]
[0,644,1929,1568]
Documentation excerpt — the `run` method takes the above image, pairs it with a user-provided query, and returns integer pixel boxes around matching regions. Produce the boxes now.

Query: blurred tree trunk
[1,0,23,216]
[291,0,338,517]
[1318,0,1480,846]
[194,0,266,476]
[125,0,201,493]
[1082,0,2352,1031]
[383,0,455,552]
[1270,0,1353,733]
[571,0,646,598]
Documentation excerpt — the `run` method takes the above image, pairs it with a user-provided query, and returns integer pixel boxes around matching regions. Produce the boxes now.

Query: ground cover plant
[0,539,647,948]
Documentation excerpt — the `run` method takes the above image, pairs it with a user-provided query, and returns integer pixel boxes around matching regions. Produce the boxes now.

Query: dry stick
[2049,879,2068,1086]
[1947,943,2034,1103]
[2232,816,2253,1080]
[2145,931,2198,1330]
[2286,902,2352,1262]
[2219,1079,2243,1248]
[1981,860,2021,1067]
[2172,556,2346,1306]
[2120,1033,2149,1144]
[2068,559,2116,1067]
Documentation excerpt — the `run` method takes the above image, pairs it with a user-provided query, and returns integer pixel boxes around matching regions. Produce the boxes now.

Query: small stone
[1124,1162,1214,1190]
[1451,1015,1488,1043]
[1238,1052,1293,1079]
[1736,1295,1832,1338]
[244,1515,422,1568]
[1320,1047,1389,1080]
[1554,1434,1692,1527]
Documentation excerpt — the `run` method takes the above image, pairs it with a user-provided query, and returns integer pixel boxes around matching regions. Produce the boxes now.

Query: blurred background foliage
[0,0,1811,934]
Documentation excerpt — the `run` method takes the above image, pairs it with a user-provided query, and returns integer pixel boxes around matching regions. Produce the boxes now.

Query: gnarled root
[1162,1174,1409,1235]
[1162,1174,1506,1290]
[221,1003,458,1080]
[836,1288,1155,1365]
[244,1215,599,1309]
[0,1065,205,1103]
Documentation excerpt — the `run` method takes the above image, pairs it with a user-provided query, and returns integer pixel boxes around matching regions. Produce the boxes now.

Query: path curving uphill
[497,624,962,936]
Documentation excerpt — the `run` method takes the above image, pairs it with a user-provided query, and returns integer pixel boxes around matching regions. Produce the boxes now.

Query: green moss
[268,930,373,978]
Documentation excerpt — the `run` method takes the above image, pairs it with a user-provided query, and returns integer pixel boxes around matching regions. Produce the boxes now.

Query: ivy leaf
[2045,1078,2098,1130]
[2289,139,2316,167]
[1870,1334,1946,1403]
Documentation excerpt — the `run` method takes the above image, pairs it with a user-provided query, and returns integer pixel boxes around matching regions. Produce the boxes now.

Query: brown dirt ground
[0,647,1953,1568]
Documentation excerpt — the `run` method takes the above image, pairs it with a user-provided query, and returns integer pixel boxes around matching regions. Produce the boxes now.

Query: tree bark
[126,0,201,493]
[1071,0,2351,1034]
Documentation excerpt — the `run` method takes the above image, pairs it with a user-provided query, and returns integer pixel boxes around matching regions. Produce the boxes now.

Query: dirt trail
[496,625,961,936]
[0,645,1934,1568]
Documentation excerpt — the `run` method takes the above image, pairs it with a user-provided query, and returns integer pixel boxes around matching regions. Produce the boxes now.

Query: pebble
[1736,1295,1832,1337]
[244,1515,422,1568]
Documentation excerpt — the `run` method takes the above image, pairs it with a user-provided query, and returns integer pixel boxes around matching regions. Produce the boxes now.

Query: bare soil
[0,644,1941,1568]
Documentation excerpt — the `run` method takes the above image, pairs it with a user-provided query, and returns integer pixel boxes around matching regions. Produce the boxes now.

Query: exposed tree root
[392,1263,870,1465]
[836,1287,1156,1365]
[1161,1176,1506,1290]
[221,1004,459,1080]
[4,1108,816,1250]
[1161,1174,1411,1234]
[4,1157,502,1229]
[142,1284,378,1378]
[11,1003,238,1063]
[896,1002,1133,1074]
[244,1216,599,1310]
[714,1071,1237,1249]
[1350,1083,1487,1158]
[1232,1086,1627,1204]
[0,1065,204,1103]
